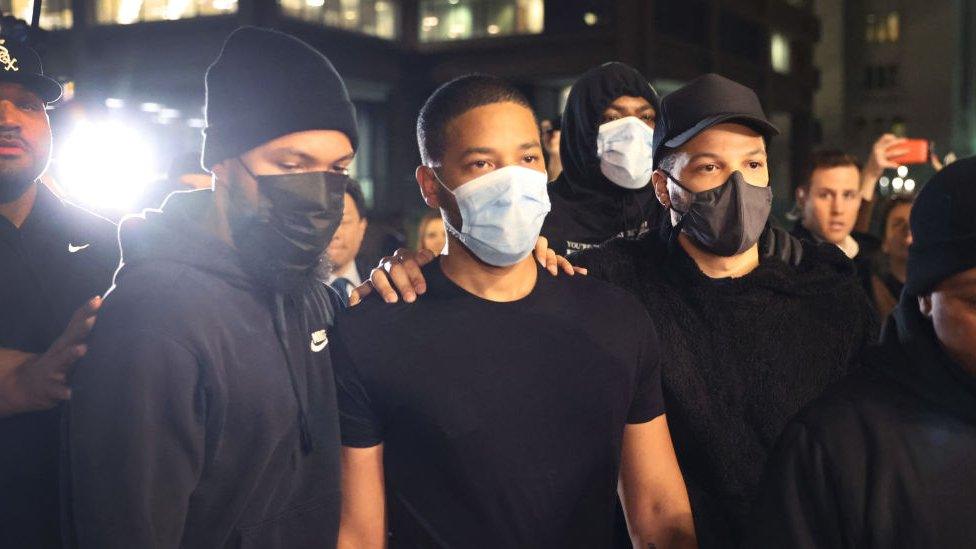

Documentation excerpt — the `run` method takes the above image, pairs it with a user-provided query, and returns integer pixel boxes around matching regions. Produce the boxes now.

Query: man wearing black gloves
[754,157,976,548]
[0,38,117,548]
[63,27,355,548]
[542,62,662,256]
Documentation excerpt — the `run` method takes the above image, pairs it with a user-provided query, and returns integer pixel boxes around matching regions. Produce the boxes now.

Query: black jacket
[542,62,663,256]
[0,184,118,549]
[752,296,976,548]
[572,225,877,548]
[790,224,881,308]
[62,190,344,548]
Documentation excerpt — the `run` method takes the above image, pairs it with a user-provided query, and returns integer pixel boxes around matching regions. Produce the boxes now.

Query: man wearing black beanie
[63,27,356,548]
[753,156,976,547]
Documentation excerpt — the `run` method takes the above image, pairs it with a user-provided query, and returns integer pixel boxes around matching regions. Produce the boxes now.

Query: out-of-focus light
[306,0,324,6]
[61,81,76,102]
[422,16,439,28]
[904,178,916,192]
[159,108,180,119]
[583,12,598,26]
[212,0,235,9]
[447,0,459,4]
[187,118,206,128]
[879,176,890,188]
[892,177,904,190]
[487,24,500,34]
[105,98,124,109]
[57,120,159,212]
[140,102,161,113]
[896,165,908,177]
[344,9,357,20]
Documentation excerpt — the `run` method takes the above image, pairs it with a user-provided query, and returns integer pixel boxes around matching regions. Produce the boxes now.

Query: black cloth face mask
[232,158,348,292]
[661,169,772,257]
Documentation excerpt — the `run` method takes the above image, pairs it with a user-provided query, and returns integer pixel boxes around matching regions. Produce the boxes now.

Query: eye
[277,162,301,172]
[696,164,719,173]
[601,114,621,124]
[640,113,655,122]
[747,161,764,170]
[523,154,540,164]
[331,165,350,176]
[18,102,42,112]
[470,160,493,170]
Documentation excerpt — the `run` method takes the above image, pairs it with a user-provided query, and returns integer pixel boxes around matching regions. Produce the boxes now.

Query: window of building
[280,0,398,40]
[95,0,237,24]
[865,11,899,43]
[863,64,899,90]
[1,0,72,29]
[719,11,765,63]
[655,0,707,45]
[770,32,791,74]
[418,0,543,42]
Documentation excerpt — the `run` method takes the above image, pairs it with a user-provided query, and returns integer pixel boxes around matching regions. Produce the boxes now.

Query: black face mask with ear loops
[661,169,772,257]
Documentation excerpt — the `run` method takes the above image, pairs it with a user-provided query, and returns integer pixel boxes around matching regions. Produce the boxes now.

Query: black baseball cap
[652,73,778,168]
[0,38,62,103]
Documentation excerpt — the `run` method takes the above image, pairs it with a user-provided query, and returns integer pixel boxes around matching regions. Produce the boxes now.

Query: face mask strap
[660,168,693,217]
[237,157,259,181]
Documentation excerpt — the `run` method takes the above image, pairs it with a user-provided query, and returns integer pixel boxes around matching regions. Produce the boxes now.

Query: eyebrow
[606,103,655,113]
[274,148,355,164]
[460,142,540,157]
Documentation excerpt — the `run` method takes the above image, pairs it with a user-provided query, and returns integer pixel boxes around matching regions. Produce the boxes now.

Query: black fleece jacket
[62,190,343,549]
[571,225,878,548]
[752,296,976,548]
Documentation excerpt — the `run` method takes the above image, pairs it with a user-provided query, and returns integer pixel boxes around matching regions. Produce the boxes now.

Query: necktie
[330,277,351,307]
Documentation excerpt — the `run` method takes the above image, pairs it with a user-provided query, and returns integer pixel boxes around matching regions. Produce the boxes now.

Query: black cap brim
[663,113,780,150]
[0,73,63,103]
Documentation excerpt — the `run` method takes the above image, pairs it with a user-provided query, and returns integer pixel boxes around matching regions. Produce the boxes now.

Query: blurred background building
[12,0,825,228]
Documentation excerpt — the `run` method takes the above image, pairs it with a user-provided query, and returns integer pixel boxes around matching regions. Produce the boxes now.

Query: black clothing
[203,26,358,169]
[753,298,976,547]
[333,258,666,548]
[543,62,662,256]
[0,184,117,549]
[904,155,976,295]
[0,38,63,103]
[572,225,877,548]
[790,224,881,305]
[881,271,903,299]
[63,190,344,548]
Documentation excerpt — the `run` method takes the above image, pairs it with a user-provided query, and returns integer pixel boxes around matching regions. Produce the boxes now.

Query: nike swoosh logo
[310,329,328,353]
[68,243,90,253]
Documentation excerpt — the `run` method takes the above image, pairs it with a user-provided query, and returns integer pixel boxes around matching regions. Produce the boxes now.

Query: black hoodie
[542,62,663,256]
[752,295,976,548]
[62,190,343,548]
[571,226,878,548]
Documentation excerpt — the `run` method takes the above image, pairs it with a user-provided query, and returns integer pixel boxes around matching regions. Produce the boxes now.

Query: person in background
[327,178,369,305]
[753,156,976,548]
[792,150,881,300]
[416,210,445,255]
[853,133,909,233]
[540,117,562,182]
[0,38,115,549]
[542,62,661,256]
[63,27,355,548]
[870,196,913,320]
[336,74,695,549]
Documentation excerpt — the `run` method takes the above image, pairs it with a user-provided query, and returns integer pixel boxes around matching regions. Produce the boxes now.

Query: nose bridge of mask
[450,165,548,222]
[596,116,654,157]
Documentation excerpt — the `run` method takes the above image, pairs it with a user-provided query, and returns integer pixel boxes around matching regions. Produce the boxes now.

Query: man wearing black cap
[753,156,976,547]
[62,27,356,548]
[567,74,877,546]
[0,36,118,548]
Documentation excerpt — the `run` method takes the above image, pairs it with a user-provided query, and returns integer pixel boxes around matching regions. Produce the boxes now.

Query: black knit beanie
[905,155,976,296]
[202,26,358,170]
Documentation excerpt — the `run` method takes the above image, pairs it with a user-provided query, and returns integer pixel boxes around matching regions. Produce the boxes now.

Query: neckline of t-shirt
[426,256,546,307]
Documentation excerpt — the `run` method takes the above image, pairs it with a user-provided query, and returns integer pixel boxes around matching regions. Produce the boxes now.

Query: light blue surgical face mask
[596,116,654,190]
[435,165,551,267]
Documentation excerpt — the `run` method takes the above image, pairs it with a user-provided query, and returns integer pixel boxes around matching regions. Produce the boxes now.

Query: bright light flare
[56,120,159,212]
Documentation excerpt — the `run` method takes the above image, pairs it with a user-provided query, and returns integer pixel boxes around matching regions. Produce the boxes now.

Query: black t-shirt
[0,184,118,548]
[333,258,665,548]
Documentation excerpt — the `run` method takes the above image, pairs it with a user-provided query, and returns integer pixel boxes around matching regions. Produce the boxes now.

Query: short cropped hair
[345,178,367,220]
[416,74,535,166]
[800,149,862,190]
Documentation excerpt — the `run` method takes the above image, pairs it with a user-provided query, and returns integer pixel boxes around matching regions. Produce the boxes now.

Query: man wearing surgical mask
[571,74,878,547]
[542,62,662,256]
[63,27,353,548]
[334,75,696,548]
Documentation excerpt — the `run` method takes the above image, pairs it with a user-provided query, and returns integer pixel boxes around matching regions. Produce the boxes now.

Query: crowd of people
[1,23,974,549]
